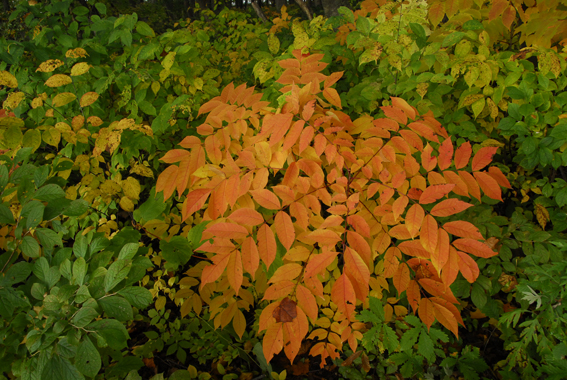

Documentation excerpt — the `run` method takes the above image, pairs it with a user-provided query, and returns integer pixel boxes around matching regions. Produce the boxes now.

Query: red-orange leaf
[200,252,231,289]
[391,97,416,121]
[383,247,401,278]
[305,249,338,279]
[441,247,459,286]
[228,208,264,226]
[431,228,450,274]
[419,298,435,330]
[474,171,502,201]
[250,189,281,210]
[346,214,371,238]
[457,251,480,283]
[419,184,455,204]
[421,144,437,172]
[502,4,516,29]
[419,278,459,304]
[472,147,498,171]
[204,222,249,240]
[323,87,342,109]
[227,249,243,295]
[160,149,190,163]
[454,142,472,169]
[263,280,295,300]
[452,238,498,258]
[283,120,305,151]
[393,263,410,296]
[420,215,438,253]
[430,297,460,337]
[346,231,372,267]
[296,284,318,321]
[307,229,341,246]
[241,237,259,279]
[407,279,421,313]
[443,221,484,240]
[331,273,357,321]
[489,0,508,21]
[156,165,178,201]
[398,240,430,259]
[438,138,454,170]
[405,204,424,237]
[459,171,481,201]
[488,166,511,188]
[258,224,277,268]
[430,199,474,217]
[273,297,297,322]
[274,211,295,250]
[344,247,370,301]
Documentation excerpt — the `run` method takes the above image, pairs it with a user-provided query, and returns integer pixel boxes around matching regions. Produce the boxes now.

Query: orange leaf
[263,280,295,300]
[393,263,410,296]
[405,204,424,238]
[307,229,341,246]
[388,225,413,240]
[156,165,178,201]
[452,238,498,258]
[430,199,474,217]
[457,251,480,283]
[283,120,305,151]
[397,240,430,259]
[274,211,295,250]
[489,0,509,21]
[443,221,484,240]
[459,171,481,201]
[445,0,458,17]
[269,263,303,284]
[438,138,454,170]
[474,171,502,201]
[283,308,309,364]
[331,273,356,321]
[241,237,259,278]
[346,214,371,238]
[200,252,231,289]
[419,278,459,304]
[296,284,318,321]
[454,142,472,169]
[431,297,464,337]
[408,122,439,143]
[443,171,469,197]
[344,247,370,300]
[228,208,264,226]
[182,188,211,221]
[419,184,455,204]
[298,125,314,153]
[420,215,438,253]
[227,249,243,295]
[391,97,416,121]
[346,231,372,267]
[160,149,190,163]
[263,322,284,363]
[421,143,437,172]
[383,247,401,278]
[204,222,249,240]
[250,189,281,210]
[488,166,511,188]
[305,249,338,279]
[233,309,246,339]
[407,279,421,313]
[431,229,450,274]
[392,195,409,221]
[418,298,435,330]
[472,147,498,171]
[323,87,342,109]
[441,247,459,286]
[258,224,277,268]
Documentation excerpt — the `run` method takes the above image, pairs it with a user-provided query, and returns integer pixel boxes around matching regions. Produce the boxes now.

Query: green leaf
[160,236,192,267]
[0,204,15,224]
[471,282,487,308]
[120,29,133,47]
[471,97,485,119]
[73,257,87,286]
[187,221,209,249]
[95,3,106,14]
[105,259,131,292]
[75,338,101,378]
[134,190,166,222]
[72,306,99,328]
[41,354,85,380]
[0,287,29,317]
[138,101,157,116]
[73,234,88,259]
[138,42,160,60]
[88,319,130,350]
[409,23,426,40]
[356,17,371,35]
[34,184,66,201]
[31,282,46,300]
[400,326,420,351]
[442,32,466,47]
[118,286,152,309]
[0,165,9,188]
[22,199,45,229]
[135,21,155,37]
[72,6,89,16]
[98,295,133,321]
[74,285,91,304]
[463,20,484,30]
[3,261,32,285]
[22,235,40,257]
[338,6,355,23]
[63,200,88,217]
[418,330,435,363]
[35,228,63,250]
[118,243,139,261]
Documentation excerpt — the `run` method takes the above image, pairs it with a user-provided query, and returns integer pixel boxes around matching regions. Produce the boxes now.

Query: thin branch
[294,0,312,20]
[251,1,269,23]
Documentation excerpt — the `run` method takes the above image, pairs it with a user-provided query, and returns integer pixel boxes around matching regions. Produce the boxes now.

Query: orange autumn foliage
[156,49,509,366]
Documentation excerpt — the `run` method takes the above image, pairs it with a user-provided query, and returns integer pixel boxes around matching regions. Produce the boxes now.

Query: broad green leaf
[135,21,155,37]
[74,285,91,304]
[471,97,485,119]
[442,32,466,47]
[3,261,32,285]
[162,52,176,70]
[73,234,88,259]
[5,125,23,149]
[471,282,487,308]
[31,282,46,300]
[22,200,44,229]
[134,191,166,221]
[0,204,15,224]
[118,243,139,260]
[418,330,435,363]
[118,286,152,309]
[72,6,89,16]
[21,235,40,257]
[42,354,85,380]
[98,295,133,321]
[35,228,63,250]
[0,287,29,318]
[105,259,131,292]
[88,319,129,350]
[160,236,192,267]
[34,184,66,201]
[63,199,88,217]
[72,306,99,328]
[73,257,87,286]
[138,101,156,116]
[75,338,101,378]
[52,92,76,107]
[22,129,42,152]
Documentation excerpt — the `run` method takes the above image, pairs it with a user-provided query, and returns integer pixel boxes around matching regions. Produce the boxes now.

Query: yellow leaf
[70,62,90,76]
[4,125,23,149]
[0,71,18,88]
[72,115,85,131]
[80,92,99,107]
[87,116,103,126]
[161,52,176,70]
[122,177,141,199]
[119,196,135,212]
[268,33,280,54]
[52,92,76,107]
[31,97,43,108]
[155,296,167,311]
[65,48,88,58]
[130,163,154,178]
[45,74,72,87]
[3,92,25,110]
[151,81,161,95]
[36,59,64,73]
[42,127,61,147]
[535,203,549,230]
[22,129,42,152]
